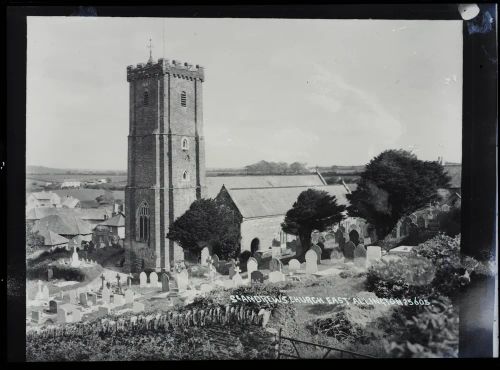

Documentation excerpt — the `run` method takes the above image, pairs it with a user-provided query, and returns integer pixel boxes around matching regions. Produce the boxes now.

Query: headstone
[69,290,77,304]
[102,287,111,304]
[132,302,145,313]
[311,245,322,264]
[271,246,281,258]
[232,267,243,287]
[79,292,88,306]
[305,250,318,273]
[72,309,82,322]
[62,293,70,304]
[211,254,220,268]
[124,290,134,304]
[98,306,111,315]
[354,244,367,268]
[139,272,147,287]
[161,274,170,292]
[32,310,41,323]
[250,271,264,284]
[288,259,301,273]
[329,247,343,261]
[269,258,283,272]
[364,237,372,245]
[344,241,356,260]
[268,271,286,283]
[176,270,189,291]
[366,246,382,266]
[88,292,97,305]
[200,247,210,266]
[246,258,258,277]
[49,300,58,314]
[114,294,125,306]
[57,305,71,323]
[41,285,50,301]
[149,272,158,287]
[127,275,132,287]
[47,268,53,281]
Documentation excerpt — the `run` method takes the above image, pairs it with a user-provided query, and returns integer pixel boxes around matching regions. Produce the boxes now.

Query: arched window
[182,170,189,182]
[136,201,150,243]
[181,137,189,151]
[180,91,186,107]
[143,90,149,106]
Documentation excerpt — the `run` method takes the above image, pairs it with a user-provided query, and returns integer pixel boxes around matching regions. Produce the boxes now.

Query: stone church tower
[124,55,206,272]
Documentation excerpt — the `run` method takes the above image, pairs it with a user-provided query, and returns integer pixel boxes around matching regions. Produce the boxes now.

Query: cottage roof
[52,189,125,202]
[221,184,356,219]
[206,174,326,198]
[29,191,56,201]
[62,196,80,208]
[26,207,111,222]
[42,230,69,246]
[98,213,125,227]
[34,214,92,236]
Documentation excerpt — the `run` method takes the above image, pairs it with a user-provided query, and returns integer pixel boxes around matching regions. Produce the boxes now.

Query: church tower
[125,54,206,272]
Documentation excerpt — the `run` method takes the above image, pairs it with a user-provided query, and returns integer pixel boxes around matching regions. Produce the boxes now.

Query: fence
[275,329,376,359]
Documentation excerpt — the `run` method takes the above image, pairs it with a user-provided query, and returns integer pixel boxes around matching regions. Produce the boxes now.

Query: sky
[27,17,463,170]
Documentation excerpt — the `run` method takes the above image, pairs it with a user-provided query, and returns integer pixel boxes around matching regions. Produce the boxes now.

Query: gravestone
[288,259,301,273]
[211,254,220,268]
[366,246,382,266]
[251,271,264,284]
[69,290,77,304]
[161,274,170,292]
[32,310,41,324]
[79,292,88,306]
[246,258,258,277]
[271,246,281,258]
[150,272,159,287]
[57,306,71,324]
[232,267,243,287]
[49,300,58,314]
[62,293,70,304]
[354,244,367,268]
[127,275,133,287]
[124,290,134,304]
[98,306,111,315]
[344,241,356,260]
[269,258,283,272]
[102,288,111,304]
[139,272,147,287]
[364,237,372,245]
[177,270,189,291]
[114,294,125,306]
[72,309,82,323]
[268,271,286,283]
[41,285,50,301]
[47,268,53,281]
[329,247,343,261]
[311,245,322,264]
[200,247,210,266]
[305,249,318,273]
[88,292,97,306]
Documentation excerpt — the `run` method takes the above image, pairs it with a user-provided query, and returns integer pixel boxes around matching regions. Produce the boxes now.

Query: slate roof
[206,174,326,198]
[29,191,56,200]
[62,196,80,208]
[26,207,111,222]
[33,214,92,236]
[42,230,69,246]
[51,189,125,202]
[98,213,125,227]
[222,184,356,219]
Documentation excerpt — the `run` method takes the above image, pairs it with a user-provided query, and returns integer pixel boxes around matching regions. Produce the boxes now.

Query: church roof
[206,174,326,199]
[221,184,356,219]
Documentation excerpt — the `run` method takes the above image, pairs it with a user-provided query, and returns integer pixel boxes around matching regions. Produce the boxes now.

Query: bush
[383,296,458,358]
[365,256,436,299]
[308,311,370,344]
[26,261,86,282]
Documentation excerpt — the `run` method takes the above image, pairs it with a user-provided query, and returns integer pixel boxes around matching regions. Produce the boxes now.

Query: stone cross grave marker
[200,247,210,266]
[139,272,147,287]
[311,245,322,264]
[246,257,258,277]
[366,246,382,267]
[288,259,301,273]
[161,273,170,292]
[150,272,159,287]
[100,274,106,290]
[116,273,122,293]
[354,244,367,269]
[232,266,243,287]
[305,249,318,274]
[251,271,264,284]
[125,290,134,304]
[269,258,283,272]
[268,271,286,283]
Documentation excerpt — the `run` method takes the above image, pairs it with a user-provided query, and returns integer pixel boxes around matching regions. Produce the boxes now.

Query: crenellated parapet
[127,58,205,82]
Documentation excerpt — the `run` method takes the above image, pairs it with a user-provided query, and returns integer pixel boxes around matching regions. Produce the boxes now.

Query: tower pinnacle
[147,38,153,64]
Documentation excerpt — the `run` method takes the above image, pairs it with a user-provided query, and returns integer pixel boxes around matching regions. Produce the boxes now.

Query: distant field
[26,174,127,184]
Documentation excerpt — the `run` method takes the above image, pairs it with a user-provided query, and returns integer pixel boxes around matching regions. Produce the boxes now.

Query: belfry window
[180,91,187,107]
[137,201,150,243]
[181,137,189,151]
[143,90,149,106]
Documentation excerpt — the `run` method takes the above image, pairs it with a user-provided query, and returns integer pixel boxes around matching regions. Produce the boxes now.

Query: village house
[38,230,69,251]
[26,191,61,211]
[61,180,82,189]
[32,214,93,248]
[61,195,81,209]
[92,212,125,248]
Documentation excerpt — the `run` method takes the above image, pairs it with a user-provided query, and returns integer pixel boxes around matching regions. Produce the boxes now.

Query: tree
[281,189,346,260]
[26,223,44,253]
[167,199,241,260]
[96,189,114,205]
[347,149,450,240]
[289,162,308,174]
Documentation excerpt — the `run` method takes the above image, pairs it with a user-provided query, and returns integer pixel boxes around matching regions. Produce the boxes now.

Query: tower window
[136,201,150,243]
[143,90,149,106]
[181,137,189,151]
[180,91,186,107]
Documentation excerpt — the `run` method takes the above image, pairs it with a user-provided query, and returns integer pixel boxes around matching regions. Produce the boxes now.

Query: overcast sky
[27,17,462,170]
